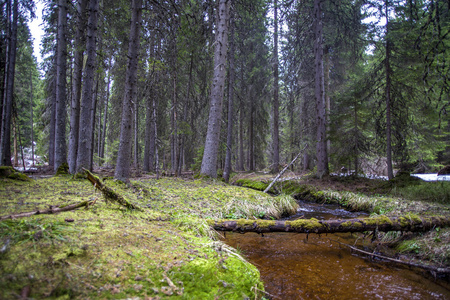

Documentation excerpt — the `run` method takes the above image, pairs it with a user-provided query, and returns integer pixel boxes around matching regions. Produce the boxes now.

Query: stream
[223,201,450,299]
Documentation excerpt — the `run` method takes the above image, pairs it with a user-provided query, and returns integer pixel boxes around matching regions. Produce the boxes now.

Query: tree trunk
[99,63,111,161]
[143,90,153,172]
[134,84,139,169]
[272,0,280,174]
[238,70,245,171]
[68,0,88,174]
[13,114,17,166]
[171,71,178,174]
[89,74,99,170]
[200,0,231,178]
[385,2,394,180]
[223,0,235,183]
[314,0,328,177]
[54,0,68,171]
[248,88,254,171]
[75,0,99,173]
[114,0,143,181]
[48,84,56,168]
[324,46,331,157]
[0,1,6,141]
[353,99,359,174]
[30,70,34,166]
[178,55,193,175]
[209,215,450,234]
[96,72,104,165]
[0,0,17,166]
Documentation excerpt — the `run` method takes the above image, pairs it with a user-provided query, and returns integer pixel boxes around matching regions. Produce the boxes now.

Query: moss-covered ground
[0,173,302,299]
[1,169,449,298]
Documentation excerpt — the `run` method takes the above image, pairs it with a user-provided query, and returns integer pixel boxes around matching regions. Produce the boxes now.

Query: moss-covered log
[208,214,450,234]
[83,168,141,210]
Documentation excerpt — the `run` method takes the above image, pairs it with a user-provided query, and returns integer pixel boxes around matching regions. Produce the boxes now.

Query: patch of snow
[412,174,450,182]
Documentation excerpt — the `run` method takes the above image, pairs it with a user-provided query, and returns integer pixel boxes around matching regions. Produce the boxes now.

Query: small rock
[134,275,143,281]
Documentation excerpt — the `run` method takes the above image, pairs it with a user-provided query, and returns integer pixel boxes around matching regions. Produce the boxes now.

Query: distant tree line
[1,0,448,181]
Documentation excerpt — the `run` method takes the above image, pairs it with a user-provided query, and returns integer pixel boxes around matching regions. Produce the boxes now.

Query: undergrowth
[390,181,450,204]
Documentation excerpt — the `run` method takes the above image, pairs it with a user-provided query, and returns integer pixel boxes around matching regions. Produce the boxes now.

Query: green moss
[364,215,393,226]
[256,220,276,229]
[7,171,31,181]
[55,163,69,176]
[0,166,31,181]
[340,220,363,229]
[288,218,323,231]
[0,166,14,177]
[398,213,423,227]
[0,176,277,298]
[171,249,263,299]
[235,179,269,191]
[236,219,257,227]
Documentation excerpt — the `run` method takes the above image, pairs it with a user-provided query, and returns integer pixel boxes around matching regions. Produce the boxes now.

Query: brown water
[223,201,450,299]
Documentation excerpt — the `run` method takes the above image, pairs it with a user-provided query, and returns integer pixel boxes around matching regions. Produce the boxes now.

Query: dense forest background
[1,0,449,181]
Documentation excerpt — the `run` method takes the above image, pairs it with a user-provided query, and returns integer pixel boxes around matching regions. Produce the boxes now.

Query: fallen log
[83,168,141,210]
[0,199,96,221]
[208,214,450,234]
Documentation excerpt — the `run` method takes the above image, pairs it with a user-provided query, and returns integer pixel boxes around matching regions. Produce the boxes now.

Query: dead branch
[329,238,450,274]
[0,199,96,221]
[264,146,306,193]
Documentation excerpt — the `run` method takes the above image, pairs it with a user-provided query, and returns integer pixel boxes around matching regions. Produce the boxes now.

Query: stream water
[223,201,450,299]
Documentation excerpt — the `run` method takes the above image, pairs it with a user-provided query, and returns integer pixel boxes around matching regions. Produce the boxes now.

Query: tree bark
[0,0,17,166]
[385,2,394,180]
[209,215,450,234]
[171,69,178,174]
[76,0,99,173]
[223,0,235,183]
[54,0,68,171]
[271,0,280,174]
[114,0,143,181]
[248,87,254,171]
[68,0,88,174]
[99,61,112,161]
[238,68,245,171]
[89,73,99,170]
[48,80,56,168]
[143,66,157,173]
[143,83,153,172]
[314,0,328,177]
[30,70,34,167]
[200,0,231,178]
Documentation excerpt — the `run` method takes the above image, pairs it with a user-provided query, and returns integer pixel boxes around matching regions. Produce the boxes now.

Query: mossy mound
[55,163,69,176]
[0,166,31,181]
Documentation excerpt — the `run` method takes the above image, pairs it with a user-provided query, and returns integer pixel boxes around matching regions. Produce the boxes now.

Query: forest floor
[0,166,449,299]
